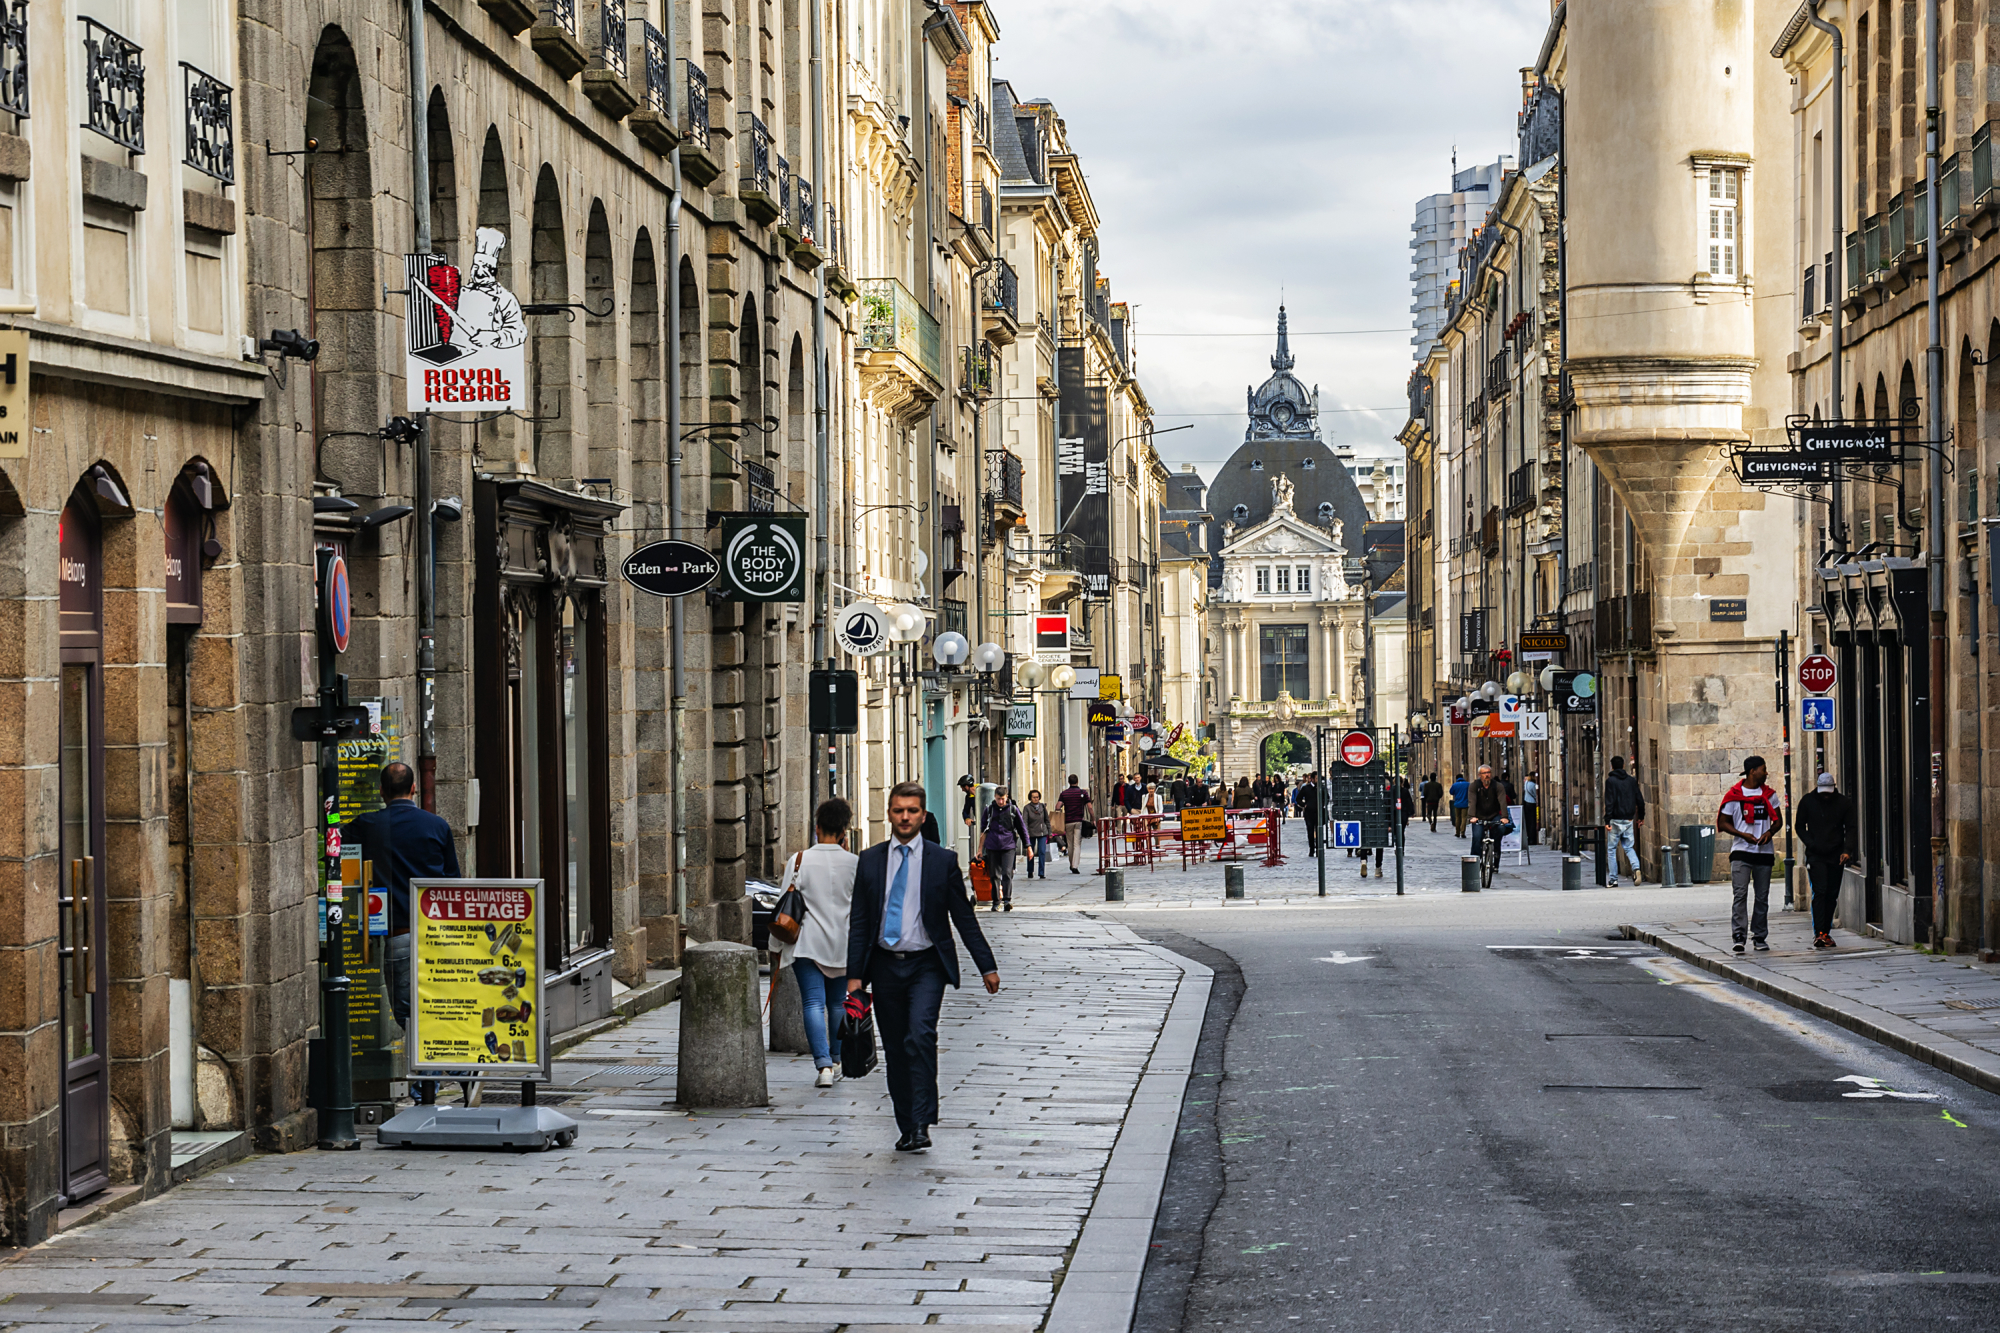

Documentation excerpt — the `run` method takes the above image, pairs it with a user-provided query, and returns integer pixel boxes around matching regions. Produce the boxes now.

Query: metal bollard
[1105,869,1125,902]
[1461,856,1480,893]
[1562,855,1583,892]
[1670,843,1689,887]
[1225,865,1245,899]
[1658,845,1686,888]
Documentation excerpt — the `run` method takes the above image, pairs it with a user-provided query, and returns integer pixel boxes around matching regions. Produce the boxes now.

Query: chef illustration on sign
[449,228,525,351]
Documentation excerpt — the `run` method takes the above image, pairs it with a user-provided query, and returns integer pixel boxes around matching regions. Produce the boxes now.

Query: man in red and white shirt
[1718,755,1784,954]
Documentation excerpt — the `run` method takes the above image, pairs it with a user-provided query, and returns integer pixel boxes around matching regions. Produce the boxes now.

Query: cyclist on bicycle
[1467,765,1508,866]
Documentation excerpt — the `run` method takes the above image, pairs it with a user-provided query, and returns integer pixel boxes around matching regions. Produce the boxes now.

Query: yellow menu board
[407,878,547,1082]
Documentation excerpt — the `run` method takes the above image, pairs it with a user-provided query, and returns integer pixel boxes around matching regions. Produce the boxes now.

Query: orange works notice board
[407,878,550,1083]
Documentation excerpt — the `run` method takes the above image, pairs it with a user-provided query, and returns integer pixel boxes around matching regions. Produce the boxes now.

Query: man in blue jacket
[849,781,1000,1152]
[1449,774,1470,837]
[349,761,461,1104]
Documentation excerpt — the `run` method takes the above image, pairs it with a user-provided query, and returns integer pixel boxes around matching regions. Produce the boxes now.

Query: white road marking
[1316,951,1378,965]
[1834,1075,1941,1102]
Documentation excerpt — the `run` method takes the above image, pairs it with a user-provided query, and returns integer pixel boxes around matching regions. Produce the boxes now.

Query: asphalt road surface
[1130,888,2000,1332]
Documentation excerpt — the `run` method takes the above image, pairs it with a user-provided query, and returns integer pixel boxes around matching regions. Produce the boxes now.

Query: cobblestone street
[0,919,1203,1332]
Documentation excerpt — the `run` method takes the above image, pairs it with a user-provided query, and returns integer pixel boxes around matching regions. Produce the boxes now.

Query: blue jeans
[1607,820,1640,878]
[1030,835,1049,877]
[793,963,846,1070]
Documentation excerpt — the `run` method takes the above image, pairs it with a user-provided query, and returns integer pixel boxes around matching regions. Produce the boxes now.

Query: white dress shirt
[881,833,933,951]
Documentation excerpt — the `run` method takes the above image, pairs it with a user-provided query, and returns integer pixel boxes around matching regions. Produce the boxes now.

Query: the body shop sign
[719,514,806,602]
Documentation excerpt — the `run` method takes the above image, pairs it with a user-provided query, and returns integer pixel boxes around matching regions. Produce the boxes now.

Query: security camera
[259,329,321,361]
[432,495,463,523]
[379,416,422,444]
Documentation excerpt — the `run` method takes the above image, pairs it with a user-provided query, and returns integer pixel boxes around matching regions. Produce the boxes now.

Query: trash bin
[1679,824,1716,884]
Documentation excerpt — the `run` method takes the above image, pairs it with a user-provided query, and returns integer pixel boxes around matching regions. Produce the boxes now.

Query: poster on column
[405,878,550,1084]
[404,231,527,413]
[1057,346,1109,599]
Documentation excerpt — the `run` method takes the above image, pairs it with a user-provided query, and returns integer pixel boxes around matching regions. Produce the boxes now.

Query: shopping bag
[839,990,879,1079]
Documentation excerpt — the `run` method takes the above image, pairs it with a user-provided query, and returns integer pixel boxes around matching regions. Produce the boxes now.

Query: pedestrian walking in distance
[1522,771,1540,848]
[1421,773,1443,831]
[1719,755,1784,953]
[348,761,461,1107]
[1056,775,1093,874]
[1449,773,1469,837]
[1021,790,1052,880]
[979,788,1030,912]
[1603,755,1645,885]
[1794,772,1857,950]
[848,782,1001,1153]
[1299,771,1322,855]
[776,798,859,1088]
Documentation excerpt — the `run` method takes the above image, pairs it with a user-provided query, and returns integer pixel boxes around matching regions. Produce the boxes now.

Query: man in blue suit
[848,781,1000,1152]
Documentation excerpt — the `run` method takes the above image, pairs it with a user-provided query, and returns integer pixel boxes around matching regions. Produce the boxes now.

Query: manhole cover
[1942,998,2000,1012]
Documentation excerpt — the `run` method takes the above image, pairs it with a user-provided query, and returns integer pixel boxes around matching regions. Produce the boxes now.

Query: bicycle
[1476,821,1502,889]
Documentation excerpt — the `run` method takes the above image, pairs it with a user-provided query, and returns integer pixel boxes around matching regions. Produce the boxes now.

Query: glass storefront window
[563,598,592,952]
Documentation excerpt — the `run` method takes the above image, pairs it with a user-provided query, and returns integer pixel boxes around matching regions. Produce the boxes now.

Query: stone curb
[548,969,682,1059]
[1041,924,1213,1333]
[1622,923,2000,1098]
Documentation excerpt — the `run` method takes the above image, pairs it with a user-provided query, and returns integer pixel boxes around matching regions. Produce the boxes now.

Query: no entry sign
[1339,730,1376,767]
[1799,653,1837,695]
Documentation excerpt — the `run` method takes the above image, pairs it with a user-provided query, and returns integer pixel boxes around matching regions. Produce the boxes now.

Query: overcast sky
[988,0,1550,477]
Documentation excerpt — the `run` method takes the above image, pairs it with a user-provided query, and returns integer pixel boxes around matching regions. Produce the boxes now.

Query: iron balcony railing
[961,345,995,398]
[776,154,791,219]
[741,114,773,195]
[793,175,815,241]
[1595,592,1653,654]
[978,184,993,236]
[81,17,144,153]
[598,0,627,79]
[181,62,233,183]
[857,276,942,383]
[987,259,1018,321]
[823,203,843,267]
[640,21,670,116]
[684,59,710,148]
[0,1,27,118]
[1801,263,1815,323]
[1506,462,1535,515]
[1822,252,1834,310]
[1485,350,1509,402]
[1845,231,1862,293]
[744,459,777,514]
[940,598,967,636]
[546,0,577,36]
[988,450,1024,508]
[1941,152,1962,228]
[972,95,989,145]
[1976,123,1995,205]
[1888,193,1907,261]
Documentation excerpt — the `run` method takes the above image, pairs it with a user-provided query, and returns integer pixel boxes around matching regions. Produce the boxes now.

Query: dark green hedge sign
[718,514,806,602]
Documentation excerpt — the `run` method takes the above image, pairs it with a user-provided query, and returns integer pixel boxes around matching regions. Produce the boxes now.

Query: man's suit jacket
[848,838,999,989]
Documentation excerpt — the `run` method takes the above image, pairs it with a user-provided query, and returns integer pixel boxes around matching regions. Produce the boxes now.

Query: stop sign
[1799,653,1837,695]
[1339,730,1376,767]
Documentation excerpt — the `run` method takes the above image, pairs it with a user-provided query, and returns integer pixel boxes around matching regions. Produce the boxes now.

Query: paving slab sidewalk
[1626,910,2000,1096]
[0,917,1208,1333]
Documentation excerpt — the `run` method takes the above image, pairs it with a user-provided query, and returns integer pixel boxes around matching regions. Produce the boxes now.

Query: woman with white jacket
[777,797,859,1087]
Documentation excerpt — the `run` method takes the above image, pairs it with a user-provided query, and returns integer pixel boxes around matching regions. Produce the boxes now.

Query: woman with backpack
[980,788,1031,912]
[775,798,860,1088]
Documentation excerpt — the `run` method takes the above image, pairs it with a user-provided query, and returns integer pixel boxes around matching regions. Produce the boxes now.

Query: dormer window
[1317,501,1335,522]
[1250,460,1264,471]
[1233,503,1249,521]
[1301,458,1315,471]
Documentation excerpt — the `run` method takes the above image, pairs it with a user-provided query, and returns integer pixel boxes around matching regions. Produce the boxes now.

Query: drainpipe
[1923,0,1948,943]
[812,0,828,832]
[408,0,436,811]
[1806,1,1846,534]
[666,6,688,923]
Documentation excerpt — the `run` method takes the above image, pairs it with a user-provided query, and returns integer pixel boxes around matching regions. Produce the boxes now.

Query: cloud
[990,0,1550,468]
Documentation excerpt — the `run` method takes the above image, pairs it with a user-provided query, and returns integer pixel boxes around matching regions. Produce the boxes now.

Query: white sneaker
[815,1066,836,1088]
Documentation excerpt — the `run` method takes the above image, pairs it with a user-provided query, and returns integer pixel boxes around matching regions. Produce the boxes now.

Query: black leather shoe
[905,1131,931,1151]
[895,1132,919,1151]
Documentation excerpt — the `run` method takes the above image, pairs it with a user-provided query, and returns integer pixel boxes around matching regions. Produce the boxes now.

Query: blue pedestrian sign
[1332,821,1362,848]
[1801,697,1836,732]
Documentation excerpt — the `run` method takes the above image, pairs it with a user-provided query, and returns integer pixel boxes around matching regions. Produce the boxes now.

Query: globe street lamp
[973,642,1007,673]
[932,631,970,667]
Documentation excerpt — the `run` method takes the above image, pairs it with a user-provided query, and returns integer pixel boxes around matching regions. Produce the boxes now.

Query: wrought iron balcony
[81,18,144,153]
[1800,263,1815,324]
[641,21,669,115]
[823,203,844,268]
[857,277,942,384]
[597,0,626,80]
[989,449,1024,510]
[1505,462,1535,516]
[960,344,995,399]
[940,598,967,636]
[740,115,779,223]
[792,176,816,243]
[776,156,792,228]
[684,60,710,148]
[744,459,777,514]
[1977,123,1994,205]
[547,0,577,31]
[0,1,26,119]
[181,63,233,184]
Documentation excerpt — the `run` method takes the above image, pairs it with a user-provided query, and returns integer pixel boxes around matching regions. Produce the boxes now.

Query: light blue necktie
[883,844,912,949]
